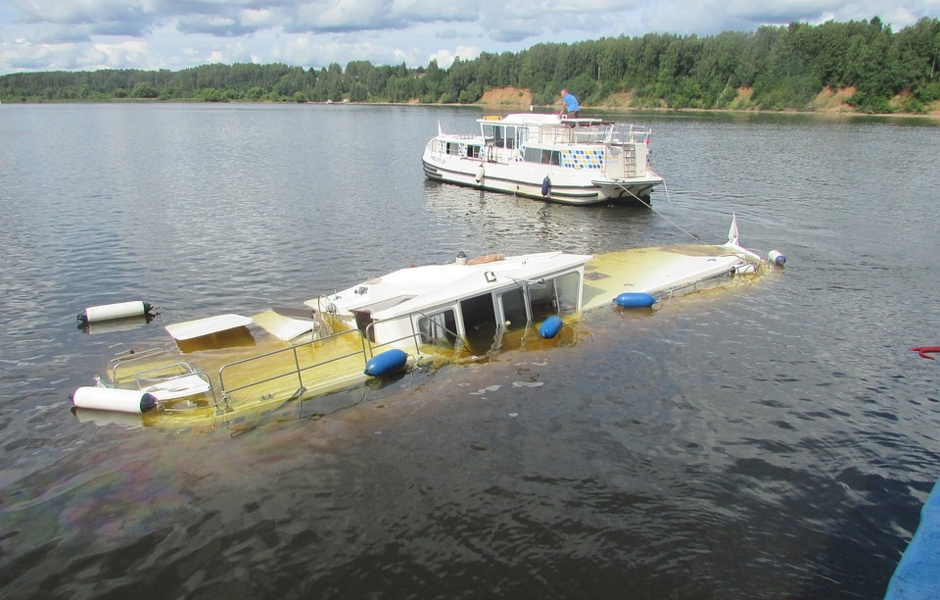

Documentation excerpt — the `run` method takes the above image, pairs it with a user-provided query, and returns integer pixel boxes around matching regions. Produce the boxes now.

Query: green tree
[130,81,158,98]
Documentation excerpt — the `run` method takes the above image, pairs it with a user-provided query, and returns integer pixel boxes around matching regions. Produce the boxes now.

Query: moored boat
[421,112,664,205]
[71,216,782,429]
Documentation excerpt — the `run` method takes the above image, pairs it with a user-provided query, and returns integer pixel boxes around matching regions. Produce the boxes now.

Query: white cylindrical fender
[475,164,485,183]
[78,301,153,323]
[72,387,159,414]
[768,250,787,267]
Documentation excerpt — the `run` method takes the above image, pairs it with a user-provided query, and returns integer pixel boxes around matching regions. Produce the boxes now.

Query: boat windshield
[481,123,520,149]
[418,309,458,347]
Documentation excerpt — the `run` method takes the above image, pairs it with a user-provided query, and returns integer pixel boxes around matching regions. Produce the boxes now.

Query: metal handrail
[217,328,367,400]
[216,307,470,404]
[108,347,171,381]
[364,310,465,356]
[363,321,420,357]
[147,371,223,412]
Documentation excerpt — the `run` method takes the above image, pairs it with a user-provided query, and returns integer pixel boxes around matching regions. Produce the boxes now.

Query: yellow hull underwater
[583,243,764,311]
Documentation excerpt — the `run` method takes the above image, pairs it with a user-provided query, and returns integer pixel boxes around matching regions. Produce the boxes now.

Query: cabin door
[497,287,528,329]
[605,145,625,179]
[459,293,499,353]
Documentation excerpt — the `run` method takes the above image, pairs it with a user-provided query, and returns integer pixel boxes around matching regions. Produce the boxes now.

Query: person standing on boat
[559,89,580,118]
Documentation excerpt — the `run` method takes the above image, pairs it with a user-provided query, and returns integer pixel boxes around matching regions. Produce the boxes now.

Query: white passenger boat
[422,113,665,205]
[71,216,783,429]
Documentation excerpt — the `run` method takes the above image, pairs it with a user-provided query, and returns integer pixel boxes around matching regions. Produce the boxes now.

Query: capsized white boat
[71,215,784,428]
[422,112,664,205]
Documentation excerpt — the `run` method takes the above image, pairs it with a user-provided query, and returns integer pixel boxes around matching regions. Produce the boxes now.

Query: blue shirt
[563,93,580,113]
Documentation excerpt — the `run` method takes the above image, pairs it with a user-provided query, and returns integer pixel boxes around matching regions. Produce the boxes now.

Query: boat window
[555,272,582,315]
[493,127,506,148]
[482,123,498,144]
[499,287,528,329]
[460,293,498,353]
[418,309,458,347]
[445,142,461,156]
[467,145,482,159]
[529,280,557,321]
[523,147,560,165]
[482,124,517,150]
[352,309,375,342]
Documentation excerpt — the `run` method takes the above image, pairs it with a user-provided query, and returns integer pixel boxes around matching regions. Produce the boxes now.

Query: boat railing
[412,309,464,350]
[654,260,759,300]
[308,294,336,316]
[607,123,652,145]
[215,309,464,405]
[528,121,651,147]
[364,309,464,356]
[217,328,368,402]
[572,128,610,143]
[135,367,222,411]
[108,347,175,382]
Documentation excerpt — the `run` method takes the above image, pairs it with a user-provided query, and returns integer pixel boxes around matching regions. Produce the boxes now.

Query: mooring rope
[614,180,705,244]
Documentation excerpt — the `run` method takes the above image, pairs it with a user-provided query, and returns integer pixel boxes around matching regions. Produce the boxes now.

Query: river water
[1,103,939,599]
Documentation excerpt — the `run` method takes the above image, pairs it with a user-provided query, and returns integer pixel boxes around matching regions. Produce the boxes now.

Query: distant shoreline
[2,96,939,121]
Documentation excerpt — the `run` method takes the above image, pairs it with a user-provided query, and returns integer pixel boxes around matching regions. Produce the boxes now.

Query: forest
[1,16,938,114]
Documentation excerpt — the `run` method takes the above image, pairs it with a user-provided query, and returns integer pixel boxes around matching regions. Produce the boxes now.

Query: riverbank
[476,85,940,117]
[3,87,939,119]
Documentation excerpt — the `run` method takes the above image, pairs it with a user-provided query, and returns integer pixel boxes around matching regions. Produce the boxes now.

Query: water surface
[1,103,939,599]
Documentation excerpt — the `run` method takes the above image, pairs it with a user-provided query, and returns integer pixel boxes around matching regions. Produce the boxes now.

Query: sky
[0,0,938,75]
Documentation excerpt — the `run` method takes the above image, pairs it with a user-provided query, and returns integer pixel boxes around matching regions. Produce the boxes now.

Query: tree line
[1,16,938,114]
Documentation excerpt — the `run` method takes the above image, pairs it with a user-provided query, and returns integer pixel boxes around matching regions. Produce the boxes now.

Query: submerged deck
[582,244,759,311]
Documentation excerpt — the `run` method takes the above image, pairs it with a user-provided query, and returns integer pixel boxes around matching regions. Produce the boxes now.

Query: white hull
[422,113,665,205]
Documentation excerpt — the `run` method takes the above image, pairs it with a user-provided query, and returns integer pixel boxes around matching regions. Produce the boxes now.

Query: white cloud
[15,0,143,24]
[0,0,938,74]
[430,45,482,69]
[83,39,152,68]
[240,8,279,28]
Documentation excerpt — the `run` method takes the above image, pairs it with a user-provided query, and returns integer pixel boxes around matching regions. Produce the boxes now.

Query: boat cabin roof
[322,252,592,321]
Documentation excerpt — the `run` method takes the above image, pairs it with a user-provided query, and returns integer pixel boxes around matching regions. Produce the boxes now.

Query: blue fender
[613,292,656,308]
[364,349,408,377]
[539,315,564,339]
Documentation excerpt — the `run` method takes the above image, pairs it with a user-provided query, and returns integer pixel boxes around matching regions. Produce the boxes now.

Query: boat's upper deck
[476,113,651,147]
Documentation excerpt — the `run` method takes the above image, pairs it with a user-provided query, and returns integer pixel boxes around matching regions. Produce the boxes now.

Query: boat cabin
[316,252,591,355]
[437,114,651,178]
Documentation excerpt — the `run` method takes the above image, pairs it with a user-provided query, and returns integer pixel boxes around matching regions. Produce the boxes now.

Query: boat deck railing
[364,323,421,356]
[364,309,464,356]
[529,122,652,146]
[108,347,174,381]
[216,311,440,405]
[105,347,224,412]
[217,328,369,402]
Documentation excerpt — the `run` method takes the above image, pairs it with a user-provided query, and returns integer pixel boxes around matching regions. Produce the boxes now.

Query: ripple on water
[1,106,940,599]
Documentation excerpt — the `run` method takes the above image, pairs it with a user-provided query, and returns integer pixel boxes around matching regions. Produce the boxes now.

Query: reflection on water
[1,104,939,599]
[422,179,670,256]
